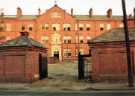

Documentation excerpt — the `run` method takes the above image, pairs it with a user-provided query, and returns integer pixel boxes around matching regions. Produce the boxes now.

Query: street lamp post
[134,8,135,26]
[121,0,134,87]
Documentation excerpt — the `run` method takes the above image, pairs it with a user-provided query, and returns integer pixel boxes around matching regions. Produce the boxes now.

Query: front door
[54,51,59,62]
[54,51,59,59]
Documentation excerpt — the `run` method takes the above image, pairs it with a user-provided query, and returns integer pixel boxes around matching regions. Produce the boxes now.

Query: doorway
[53,51,59,62]
[39,54,48,80]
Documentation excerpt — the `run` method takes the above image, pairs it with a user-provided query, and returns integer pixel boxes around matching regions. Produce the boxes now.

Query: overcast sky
[0,0,134,15]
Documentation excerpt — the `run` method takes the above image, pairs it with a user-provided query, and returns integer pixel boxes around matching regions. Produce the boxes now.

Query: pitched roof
[0,32,44,48]
[91,27,135,43]
[2,15,16,19]
[3,14,124,20]
[74,15,123,20]
[1,5,133,21]
[18,15,37,20]
[3,15,37,20]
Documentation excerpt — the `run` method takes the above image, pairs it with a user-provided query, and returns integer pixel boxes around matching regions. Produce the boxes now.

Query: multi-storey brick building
[0,4,134,61]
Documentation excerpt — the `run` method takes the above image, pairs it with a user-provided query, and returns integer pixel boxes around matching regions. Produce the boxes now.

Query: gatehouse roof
[0,32,44,48]
[90,27,135,43]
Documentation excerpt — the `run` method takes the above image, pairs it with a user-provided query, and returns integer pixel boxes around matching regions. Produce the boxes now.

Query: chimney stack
[0,12,4,17]
[107,8,112,18]
[71,8,73,16]
[38,8,41,16]
[17,7,22,17]
[89,8,93,17]
[20,31,29,37]
[0,12,4,23]
[128,14,132,19]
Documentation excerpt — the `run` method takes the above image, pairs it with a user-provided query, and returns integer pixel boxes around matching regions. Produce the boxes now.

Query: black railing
[78,52,91,80]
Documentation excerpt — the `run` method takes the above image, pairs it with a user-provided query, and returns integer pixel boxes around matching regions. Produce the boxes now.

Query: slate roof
[90,28,135,43]
[3,15,37,20]
[2,15,126,20]
[1,5,133,20]
[74,15,123,20]
[18,15,37,20]
[0,32,44,48]
[2,15,16,19]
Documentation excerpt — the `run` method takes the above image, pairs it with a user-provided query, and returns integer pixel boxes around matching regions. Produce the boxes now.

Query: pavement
[0,82,135,92]
[85,82,135,91]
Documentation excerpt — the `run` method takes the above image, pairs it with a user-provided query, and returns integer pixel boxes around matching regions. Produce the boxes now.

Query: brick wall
[91,42,135,82]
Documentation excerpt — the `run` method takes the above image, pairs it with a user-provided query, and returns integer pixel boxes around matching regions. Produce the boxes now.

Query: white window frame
[107,24,111,30]
[52,24,60,31]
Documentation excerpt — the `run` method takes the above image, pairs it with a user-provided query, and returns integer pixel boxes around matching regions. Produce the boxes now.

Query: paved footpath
[0,91,135,96]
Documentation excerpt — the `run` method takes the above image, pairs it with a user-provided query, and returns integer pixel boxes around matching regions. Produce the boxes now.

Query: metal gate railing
[78,52,92,80]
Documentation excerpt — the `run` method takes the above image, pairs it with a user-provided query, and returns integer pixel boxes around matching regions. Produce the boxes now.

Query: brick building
[90,28,135,82]
[0,4,134,61]
[0,32,47,82]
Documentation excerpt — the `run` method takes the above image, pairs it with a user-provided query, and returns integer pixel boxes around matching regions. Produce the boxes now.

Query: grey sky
[0,0,134,15]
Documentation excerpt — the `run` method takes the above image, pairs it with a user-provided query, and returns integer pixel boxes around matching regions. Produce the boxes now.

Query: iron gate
[78,52,92,80]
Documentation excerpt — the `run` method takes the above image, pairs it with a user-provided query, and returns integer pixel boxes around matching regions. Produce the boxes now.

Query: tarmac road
[0,91,135,96]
